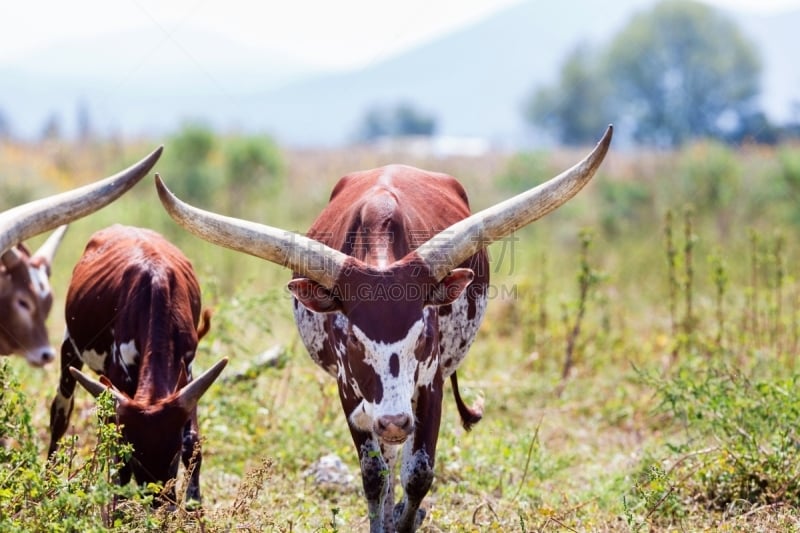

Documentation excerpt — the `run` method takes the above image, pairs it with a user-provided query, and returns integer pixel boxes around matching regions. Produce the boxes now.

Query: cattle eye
[17,298,31,311]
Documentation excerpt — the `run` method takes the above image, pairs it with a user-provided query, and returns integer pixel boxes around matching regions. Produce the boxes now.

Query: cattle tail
[156,126,612,531]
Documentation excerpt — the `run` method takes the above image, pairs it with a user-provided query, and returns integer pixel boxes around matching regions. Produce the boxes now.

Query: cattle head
[0,226,66,365]
[69,358,227,488]
[289,259,475,444]
[0,146,162,366]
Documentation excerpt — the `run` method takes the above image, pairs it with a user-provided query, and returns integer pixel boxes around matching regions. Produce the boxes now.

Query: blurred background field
[3,127,800,530]
[4,0,800,530]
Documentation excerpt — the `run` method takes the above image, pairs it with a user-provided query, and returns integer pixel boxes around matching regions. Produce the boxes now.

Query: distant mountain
[222,0,654,147]
[1,0,798,147]
[0,26,320,139]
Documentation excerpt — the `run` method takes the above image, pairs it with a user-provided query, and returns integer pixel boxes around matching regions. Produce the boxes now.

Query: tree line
[526,0,798,147]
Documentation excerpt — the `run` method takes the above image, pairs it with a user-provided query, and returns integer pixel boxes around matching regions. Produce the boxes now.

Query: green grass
[3,135,800,530]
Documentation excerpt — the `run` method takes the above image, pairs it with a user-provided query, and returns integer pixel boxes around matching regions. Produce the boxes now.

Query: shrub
[0,360,150,531]
[633,360,800,524]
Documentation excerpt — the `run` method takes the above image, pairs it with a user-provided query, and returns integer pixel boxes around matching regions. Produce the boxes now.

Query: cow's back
[64,225,202,388]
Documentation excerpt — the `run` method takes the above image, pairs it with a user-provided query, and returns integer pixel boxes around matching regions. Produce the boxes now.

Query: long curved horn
[155,175,349,289]
[0,146,163,255]
[32,225,68,265]
[415,125,613,281]
[69,367,129,405]
[175,358,229,412]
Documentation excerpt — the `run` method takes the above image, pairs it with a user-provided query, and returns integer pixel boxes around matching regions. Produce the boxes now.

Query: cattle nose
[40,348,56,364]
[27,347,56,367]
[375,414,414,443]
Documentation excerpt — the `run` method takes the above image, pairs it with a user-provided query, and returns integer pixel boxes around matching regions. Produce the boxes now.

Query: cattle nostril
[375,414,413,438]
[42,350,55,363]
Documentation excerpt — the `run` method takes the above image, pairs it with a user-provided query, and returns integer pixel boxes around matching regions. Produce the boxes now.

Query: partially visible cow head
[0,145,163,367]
[289,260,475,444]
[0,227,67,366]
[69,358,228,489]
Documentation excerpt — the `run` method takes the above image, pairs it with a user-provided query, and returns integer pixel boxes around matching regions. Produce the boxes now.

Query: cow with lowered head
[156,127,612,531]
[0,147,162,367]
[47,224,227,505]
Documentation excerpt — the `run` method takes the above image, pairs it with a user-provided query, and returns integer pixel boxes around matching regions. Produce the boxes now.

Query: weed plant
[2,134,800,529]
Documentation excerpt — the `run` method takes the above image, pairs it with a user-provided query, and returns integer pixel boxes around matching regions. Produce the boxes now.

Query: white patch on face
[349,401,373,432]
[28,265,51,300]
[437,289,487,378]
[347,320,425,430]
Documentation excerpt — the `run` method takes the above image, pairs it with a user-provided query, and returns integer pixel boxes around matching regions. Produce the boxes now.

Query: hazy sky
[2,0,799,70]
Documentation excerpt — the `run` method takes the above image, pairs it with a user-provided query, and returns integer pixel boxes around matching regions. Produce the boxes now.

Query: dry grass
[3,135,800,531]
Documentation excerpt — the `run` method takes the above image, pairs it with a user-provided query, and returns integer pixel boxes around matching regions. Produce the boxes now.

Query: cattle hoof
[393,502,426,532]
[184,497,202,512]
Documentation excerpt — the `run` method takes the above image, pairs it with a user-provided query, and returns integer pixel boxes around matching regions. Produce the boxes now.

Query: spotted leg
[47,335,83,457]
[380,443,400,532]
[182,406,203,503]
[352,428,391,533]
[394,376,443,533]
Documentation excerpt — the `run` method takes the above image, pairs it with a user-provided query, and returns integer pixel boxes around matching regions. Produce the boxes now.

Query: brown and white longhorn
[0,147,162,366]
[156,126,612,532]
[47,225,227,505]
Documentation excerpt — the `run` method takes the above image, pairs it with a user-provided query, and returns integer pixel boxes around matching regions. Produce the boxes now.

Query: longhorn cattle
[0,147,162,367]
[156,126,613,531]
[47,224,227,505]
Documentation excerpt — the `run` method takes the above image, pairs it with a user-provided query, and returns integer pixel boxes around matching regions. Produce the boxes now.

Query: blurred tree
[76,100,92,142]
[525,44,613,146]
[357,102,437,142]
[40,112,62,141]
[606,0,761,147]
[224,135,284,212]
[0,109,11,139]
[527,0,764,147]
[394,103,436,136]
[167,122,217,204]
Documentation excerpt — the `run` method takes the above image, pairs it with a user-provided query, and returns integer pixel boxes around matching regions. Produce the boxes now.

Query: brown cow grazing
[47,225,227,505]
[156,127,612,531]
[0,147,162,367]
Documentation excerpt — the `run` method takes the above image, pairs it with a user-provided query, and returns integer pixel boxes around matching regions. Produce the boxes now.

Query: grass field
[3,133,800,531]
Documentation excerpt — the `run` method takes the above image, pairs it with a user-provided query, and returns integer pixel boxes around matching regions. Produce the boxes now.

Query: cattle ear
[288,278,341,313]
[427,268,474,307]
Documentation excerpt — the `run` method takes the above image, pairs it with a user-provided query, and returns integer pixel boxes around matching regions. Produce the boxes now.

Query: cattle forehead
[352,319,424,366]
[340,274,432,343]
[27,264,51,300]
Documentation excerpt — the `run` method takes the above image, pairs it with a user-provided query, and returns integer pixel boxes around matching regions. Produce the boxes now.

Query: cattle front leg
[394,382,443,533]
[182,406,203,504]
[47,337,83,457]
[353,431,390,533]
